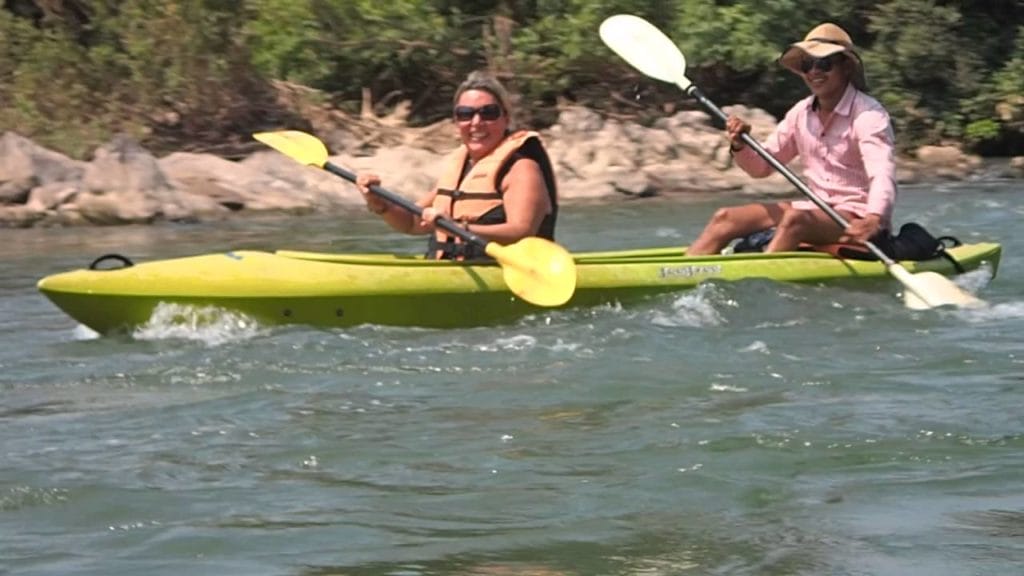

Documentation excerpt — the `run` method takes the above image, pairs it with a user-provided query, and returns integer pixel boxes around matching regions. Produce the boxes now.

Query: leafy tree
[864,0,982,148]
[0,7,119,157]
[0,0,1021,157]
[972,26,1024,153]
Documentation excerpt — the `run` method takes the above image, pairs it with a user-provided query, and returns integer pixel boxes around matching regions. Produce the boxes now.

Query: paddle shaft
[686,86,896,266]
[323,162,490,247]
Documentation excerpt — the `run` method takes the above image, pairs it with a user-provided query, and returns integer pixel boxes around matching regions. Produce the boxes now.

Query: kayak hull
[37,243,1001,333]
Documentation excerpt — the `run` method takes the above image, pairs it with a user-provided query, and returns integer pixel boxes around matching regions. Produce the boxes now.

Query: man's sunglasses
[800,54,842,73]
[453,104,503,122]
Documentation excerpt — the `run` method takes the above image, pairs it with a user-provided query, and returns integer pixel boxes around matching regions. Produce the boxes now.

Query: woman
[357,71,558,260]
[687,23,898,255]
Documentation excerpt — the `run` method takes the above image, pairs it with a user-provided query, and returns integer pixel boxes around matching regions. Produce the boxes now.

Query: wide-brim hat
[779,23,868,91]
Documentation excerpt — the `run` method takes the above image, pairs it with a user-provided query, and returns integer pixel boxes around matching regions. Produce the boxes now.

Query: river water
[2,181,1022,575]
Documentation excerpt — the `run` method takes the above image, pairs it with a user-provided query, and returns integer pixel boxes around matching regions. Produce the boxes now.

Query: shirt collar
[810,82,858,114]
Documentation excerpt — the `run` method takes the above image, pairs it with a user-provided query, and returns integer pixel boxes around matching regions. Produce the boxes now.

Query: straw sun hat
[778,23,868,91]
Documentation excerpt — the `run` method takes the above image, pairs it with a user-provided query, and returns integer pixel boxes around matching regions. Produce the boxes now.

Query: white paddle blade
[599,14,691,90]
[889,266,985,310]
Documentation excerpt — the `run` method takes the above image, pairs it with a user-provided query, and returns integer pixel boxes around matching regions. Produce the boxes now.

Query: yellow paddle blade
[253,131,329,168]
[485,237,577,307]
[889,266,985,310]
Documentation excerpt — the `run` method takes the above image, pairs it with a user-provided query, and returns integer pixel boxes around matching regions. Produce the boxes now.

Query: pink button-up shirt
[733,84,898,226]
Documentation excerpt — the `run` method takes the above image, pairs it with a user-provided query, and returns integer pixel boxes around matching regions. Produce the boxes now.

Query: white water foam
[131,303,264,346]
[710,383,749,393]
[742,340,770,354]
[474,334,538,352]
[72,324,100,341]
[954,262,995,294]
[653,226,684,239]
[956,300,1024,323]
[650,284,728,328]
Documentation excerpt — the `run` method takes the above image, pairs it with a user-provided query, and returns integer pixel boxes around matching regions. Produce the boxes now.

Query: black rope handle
[88,253,134,270]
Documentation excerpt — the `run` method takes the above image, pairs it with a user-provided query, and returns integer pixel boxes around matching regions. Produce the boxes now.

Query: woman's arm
[357,171,437,235]
[465,158,550,243]
[392,190,437,235]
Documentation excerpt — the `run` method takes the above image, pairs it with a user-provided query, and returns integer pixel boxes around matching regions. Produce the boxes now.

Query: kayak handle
[89,253,135,270]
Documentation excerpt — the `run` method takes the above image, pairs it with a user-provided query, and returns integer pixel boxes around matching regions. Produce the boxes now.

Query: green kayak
[37,242,1000,334]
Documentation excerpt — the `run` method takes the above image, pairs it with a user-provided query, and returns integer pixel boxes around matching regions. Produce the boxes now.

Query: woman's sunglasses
[453,104,503,122]
[800,54,842,73]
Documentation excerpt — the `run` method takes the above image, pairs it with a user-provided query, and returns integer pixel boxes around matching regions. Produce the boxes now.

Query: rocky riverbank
[2,105,1022,228]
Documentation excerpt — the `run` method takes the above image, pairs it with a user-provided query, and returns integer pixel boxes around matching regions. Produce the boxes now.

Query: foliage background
[1,0,1021,158]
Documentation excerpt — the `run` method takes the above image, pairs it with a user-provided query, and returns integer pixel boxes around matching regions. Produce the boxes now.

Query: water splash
[475,334,538,352]
[742,340,770,354]
[132,303,264,346]
[954,262,995,294]
[957,300,1024,323]
[710,383,749,393]
[72,323,100,341]
[650,284,726,327]
[653,226,683,239]
[0,486,69,511]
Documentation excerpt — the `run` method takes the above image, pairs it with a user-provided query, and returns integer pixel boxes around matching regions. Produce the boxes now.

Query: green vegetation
[1,0,1021,158]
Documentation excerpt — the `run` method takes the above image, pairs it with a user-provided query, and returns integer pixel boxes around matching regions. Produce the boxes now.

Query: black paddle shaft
[685,85,895,265]
[324,162,490,247]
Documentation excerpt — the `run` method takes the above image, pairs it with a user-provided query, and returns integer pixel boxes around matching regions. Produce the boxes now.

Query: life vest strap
[437,188,502,201]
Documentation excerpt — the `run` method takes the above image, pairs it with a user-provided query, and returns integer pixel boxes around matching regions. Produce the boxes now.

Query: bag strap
[935,235,966,274]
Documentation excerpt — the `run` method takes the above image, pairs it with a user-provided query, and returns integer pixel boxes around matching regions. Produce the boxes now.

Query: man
[687,23,897,255]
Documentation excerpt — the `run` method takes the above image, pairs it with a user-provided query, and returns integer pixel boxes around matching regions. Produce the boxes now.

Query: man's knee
[708,207,734,226]
[778,208,812,231]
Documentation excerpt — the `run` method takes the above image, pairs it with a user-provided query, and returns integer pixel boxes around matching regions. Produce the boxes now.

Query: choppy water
[2,182,1023,576]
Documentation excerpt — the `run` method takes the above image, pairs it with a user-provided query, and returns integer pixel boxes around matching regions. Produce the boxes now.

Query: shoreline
[2,108,1021,229]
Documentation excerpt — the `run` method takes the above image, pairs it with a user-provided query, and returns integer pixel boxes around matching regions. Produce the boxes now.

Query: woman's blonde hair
[452,70,514,124]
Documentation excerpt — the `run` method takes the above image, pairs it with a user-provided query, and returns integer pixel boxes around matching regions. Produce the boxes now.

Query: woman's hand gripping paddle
[253,130,577,307]
[598,14,985,310]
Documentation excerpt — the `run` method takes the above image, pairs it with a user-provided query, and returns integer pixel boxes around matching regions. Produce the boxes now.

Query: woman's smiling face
[454,89,508,160]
